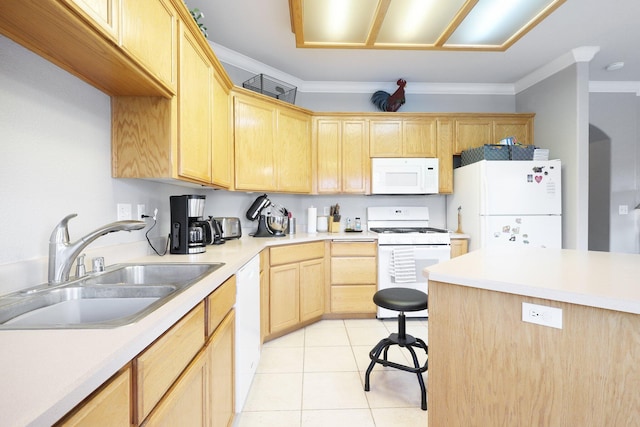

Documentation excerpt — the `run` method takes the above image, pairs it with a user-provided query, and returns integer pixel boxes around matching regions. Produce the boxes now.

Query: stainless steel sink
[0,263,224,329]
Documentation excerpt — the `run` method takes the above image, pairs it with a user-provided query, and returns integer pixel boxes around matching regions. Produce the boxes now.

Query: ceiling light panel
[303,0,378,44]
[446,0,560,46]
[376,0,466,45]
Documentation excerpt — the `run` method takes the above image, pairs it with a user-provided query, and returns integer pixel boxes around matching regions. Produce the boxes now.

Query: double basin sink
[0,263,224,329]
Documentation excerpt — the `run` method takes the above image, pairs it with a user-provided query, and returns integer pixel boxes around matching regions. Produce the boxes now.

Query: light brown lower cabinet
[268,242,325,336]
[450,238,469,258]
[56,366,131,426]
[57,275,236,427]
[330,241,377,314]
[145,310,235,427]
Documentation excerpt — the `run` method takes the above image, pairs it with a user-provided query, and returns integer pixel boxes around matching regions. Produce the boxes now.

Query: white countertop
[425,246,640,315]
[0,232,377,427]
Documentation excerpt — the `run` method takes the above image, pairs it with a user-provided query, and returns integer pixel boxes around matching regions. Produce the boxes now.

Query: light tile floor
[234,318,429,427]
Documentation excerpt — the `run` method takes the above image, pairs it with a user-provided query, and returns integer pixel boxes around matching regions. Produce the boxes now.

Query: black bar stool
[364,288,428,410]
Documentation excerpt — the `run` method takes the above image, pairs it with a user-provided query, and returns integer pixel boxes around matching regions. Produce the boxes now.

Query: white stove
[367,206,451,245]
[367,206,451,318]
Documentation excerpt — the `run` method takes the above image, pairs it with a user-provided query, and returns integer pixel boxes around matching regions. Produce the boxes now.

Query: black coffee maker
[170,195,207,254]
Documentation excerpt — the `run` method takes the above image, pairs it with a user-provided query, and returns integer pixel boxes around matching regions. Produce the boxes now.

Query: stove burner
[369,227,449,234]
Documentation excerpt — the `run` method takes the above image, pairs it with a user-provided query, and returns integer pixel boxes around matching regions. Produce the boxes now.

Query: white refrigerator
[447,159,562,251]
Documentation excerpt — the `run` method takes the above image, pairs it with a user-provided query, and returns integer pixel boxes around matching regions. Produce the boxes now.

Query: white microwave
[371,158,439,194]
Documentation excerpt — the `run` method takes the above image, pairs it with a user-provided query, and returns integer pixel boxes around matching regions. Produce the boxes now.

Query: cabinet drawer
[135,302,205,424]
[207,275,236,337]
[331,285,377,313]
[57,366,130,426]
[330,241,377,257]
[270,241,324,265]
[331,257,377,284]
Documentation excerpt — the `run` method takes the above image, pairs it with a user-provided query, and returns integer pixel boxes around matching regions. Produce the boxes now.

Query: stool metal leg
[406,344,427,410]
[364,313,429,411]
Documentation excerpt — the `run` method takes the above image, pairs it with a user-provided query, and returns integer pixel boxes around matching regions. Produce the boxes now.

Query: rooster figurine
[371,79,407,112]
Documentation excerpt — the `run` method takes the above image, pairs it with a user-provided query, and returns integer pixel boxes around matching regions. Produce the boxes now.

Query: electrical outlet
[522,302,562,329]
[137,204,146,219]
[619,205,628,215]
[117,203,132,221]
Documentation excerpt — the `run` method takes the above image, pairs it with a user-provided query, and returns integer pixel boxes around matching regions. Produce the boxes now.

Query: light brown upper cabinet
[453,114,534,154]
[65,0,119,41]
[234,90,312,193]
[0,0,173,96]
[112,6,234,189]
[437,119,454,194]
[120,0,177,92]
[315,117,369,194]
[177,21,212,183]
[369,117,437,157]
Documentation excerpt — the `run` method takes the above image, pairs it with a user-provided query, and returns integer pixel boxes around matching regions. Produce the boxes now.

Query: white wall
[515,64,590,250]
[0,35,195,293]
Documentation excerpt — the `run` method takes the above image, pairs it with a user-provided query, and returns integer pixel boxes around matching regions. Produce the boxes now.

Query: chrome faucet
[48,213,146,285]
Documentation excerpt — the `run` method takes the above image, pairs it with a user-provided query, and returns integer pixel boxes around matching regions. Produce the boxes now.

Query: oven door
[377,244,450,318]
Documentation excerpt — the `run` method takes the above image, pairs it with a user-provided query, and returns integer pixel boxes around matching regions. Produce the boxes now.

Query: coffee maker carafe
[170,195,207,254]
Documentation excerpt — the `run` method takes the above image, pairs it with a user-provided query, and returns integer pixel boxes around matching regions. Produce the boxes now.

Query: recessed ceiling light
[290,0,567,51]
[605,62,625,71]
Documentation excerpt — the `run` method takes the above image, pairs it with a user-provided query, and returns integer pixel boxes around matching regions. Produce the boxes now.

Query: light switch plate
[522,302,562,329]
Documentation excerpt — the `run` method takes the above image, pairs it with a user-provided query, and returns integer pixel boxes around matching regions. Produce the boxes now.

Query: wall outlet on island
[522,302,562,329]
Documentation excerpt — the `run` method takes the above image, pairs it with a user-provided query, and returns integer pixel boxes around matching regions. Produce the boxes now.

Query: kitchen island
[0,232,377,426]
[424,247,640,426]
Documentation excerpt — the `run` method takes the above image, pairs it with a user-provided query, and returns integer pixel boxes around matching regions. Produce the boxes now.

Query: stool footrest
[364,335,428,410]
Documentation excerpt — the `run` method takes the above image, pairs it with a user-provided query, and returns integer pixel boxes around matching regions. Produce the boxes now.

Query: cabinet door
[144,348,207,427]
[234,96,276,190]
[120,0,177,90]
[493,117,533,146]
[342,120,369,193]
[299,258,324,321]
[450,239,468,258]
[212,71,233,188]
[437,119,454,194]
[369,120,402,157]
[269,264,300,333]
[404,119,437,157]
[57,367,130,427]
[178,24,212,183]
[65,0,118,41]
[454,118,493,154]
[316,119,341,193]
[277,108,311,192]
[316,118,368,194]
[209,311,235,427]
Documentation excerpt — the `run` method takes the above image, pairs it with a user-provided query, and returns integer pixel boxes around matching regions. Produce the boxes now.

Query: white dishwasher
[234,254,261,413]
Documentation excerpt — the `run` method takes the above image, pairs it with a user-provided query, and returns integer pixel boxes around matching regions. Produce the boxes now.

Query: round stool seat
[373,288,427,312]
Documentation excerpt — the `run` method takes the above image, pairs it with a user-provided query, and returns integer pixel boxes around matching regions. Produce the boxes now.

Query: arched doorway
[588,124,611,251]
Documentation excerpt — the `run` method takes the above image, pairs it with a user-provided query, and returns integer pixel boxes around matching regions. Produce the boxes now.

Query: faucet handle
[75,253,87,278]
[92,257,105,273]
[50,213,78,244]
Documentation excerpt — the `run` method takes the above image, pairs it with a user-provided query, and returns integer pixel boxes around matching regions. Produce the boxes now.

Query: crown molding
[212,42,638,97]
[514,46,600,94]
[590,81,640,96]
